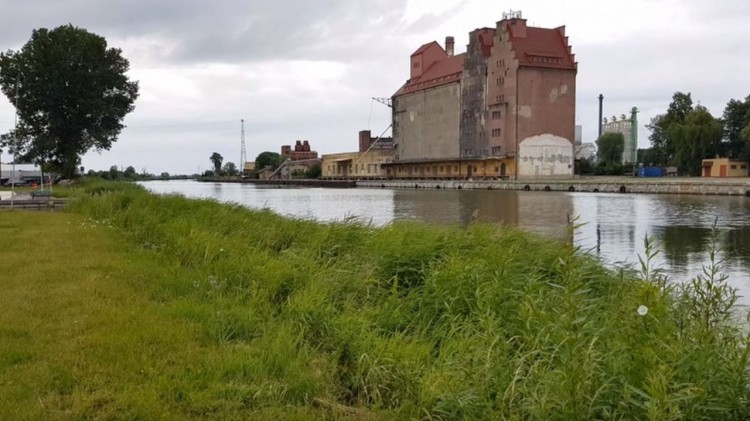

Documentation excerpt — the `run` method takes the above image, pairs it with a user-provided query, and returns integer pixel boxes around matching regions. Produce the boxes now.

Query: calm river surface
[141,180,750,307]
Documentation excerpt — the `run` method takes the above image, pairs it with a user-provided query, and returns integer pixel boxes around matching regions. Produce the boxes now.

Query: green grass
[1,179,749,420]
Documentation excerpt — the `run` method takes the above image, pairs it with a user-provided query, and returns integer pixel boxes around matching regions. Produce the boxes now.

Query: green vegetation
[2,181,749,419]
[254,151,283,172]
[210,152,224,175]
[597,132,625,165]
[0,25,139,178]
[645,91,749,174]
[595,132,629,175]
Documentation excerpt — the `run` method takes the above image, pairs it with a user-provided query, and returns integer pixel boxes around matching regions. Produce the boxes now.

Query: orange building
[701,158,749,177]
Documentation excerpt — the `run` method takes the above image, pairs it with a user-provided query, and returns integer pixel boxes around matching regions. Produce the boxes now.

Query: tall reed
[63,180,750,419]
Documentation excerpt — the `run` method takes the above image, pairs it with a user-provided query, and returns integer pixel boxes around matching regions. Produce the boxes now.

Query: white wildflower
[637,305,649,316]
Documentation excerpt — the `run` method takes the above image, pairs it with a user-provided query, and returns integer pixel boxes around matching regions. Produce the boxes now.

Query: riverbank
[198,176,750,196]
[2,180,749,419]
[360,177,750,196]
[201,178,356,188]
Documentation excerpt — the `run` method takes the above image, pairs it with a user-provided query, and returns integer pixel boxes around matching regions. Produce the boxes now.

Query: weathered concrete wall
[393,83,461,161]
[357,178,750,197]
[518,134,574,178]
[460,29,493,158]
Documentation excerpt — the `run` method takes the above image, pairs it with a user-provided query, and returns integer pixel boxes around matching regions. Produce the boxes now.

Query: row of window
[326,164,381,175]
[397,165,482,174]
[529,56,562,65]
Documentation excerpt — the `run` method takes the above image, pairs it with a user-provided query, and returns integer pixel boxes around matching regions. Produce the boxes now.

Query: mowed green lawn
[0,211,326,420]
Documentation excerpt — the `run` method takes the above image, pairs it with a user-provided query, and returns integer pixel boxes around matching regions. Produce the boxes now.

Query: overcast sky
[1,0,748,174]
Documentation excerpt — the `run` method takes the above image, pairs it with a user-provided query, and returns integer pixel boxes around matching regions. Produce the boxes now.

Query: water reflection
[141,181,750,306]
[393,190,573,240]
[726,227,750,268]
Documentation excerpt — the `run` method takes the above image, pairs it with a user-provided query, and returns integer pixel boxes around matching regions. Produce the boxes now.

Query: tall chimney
[445,36,455,56]
[598,94,604,139]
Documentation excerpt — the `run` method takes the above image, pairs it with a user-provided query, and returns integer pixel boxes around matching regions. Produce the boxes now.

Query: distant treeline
[85,165,196,181]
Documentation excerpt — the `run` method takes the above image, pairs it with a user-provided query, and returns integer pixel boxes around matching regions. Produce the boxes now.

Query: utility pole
[11,74,21,208]
[240,119,247,176]
[598,94,604,139]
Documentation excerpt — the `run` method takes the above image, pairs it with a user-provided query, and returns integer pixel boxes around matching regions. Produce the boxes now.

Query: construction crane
[372,97,392,108]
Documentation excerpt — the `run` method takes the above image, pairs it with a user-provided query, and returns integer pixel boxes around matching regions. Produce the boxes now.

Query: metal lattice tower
[240,119,247,170]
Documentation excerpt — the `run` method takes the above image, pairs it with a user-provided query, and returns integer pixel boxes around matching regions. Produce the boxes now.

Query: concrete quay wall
[356,178,750,197]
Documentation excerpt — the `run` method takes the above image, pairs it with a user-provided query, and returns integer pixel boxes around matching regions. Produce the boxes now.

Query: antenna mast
[240,119,247,173]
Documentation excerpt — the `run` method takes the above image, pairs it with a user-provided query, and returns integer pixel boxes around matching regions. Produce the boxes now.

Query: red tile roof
[508,26,576,70]
[476,28,495,57]
[411,41,441,56]
[394,53,465,96]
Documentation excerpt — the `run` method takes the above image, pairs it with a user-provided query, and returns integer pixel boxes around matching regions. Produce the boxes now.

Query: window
[496,77,504,86]
[731,165,737,170]
[742,165,748,169]
[491,146,502,155]
[492,111,501,119]
[491,128,502,137]
[496,94,505,103]
[439,166,444,172]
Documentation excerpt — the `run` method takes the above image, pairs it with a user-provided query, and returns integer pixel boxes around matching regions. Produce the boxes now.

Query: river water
[141,180,750,307]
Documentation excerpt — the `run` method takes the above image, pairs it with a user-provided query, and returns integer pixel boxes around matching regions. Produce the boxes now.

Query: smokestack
[598,94,604,139]
[445,36,455,56]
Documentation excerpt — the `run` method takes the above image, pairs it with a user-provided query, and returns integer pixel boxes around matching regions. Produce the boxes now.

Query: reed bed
[2,179,747,420]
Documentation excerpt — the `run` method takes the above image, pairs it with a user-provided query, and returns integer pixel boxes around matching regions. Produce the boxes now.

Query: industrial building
[602,107,639,164]
[281,140,318,161]
[322,131,394,178]
[701,158,749,178]
[385,10,578,179]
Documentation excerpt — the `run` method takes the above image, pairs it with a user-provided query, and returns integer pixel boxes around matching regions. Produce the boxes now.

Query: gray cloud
[0,1,417,64]
[2,0,750,173]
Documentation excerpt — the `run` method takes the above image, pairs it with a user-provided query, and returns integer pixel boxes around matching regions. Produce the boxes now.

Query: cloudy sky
[0,0,748,174]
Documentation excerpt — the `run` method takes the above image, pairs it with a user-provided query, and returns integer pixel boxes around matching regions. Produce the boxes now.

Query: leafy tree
[160,172,170,179]
[222,162,238,176]
[124,165,137,178]
[596,132,625,165]
[254,151,282,171]
[722,96,750,160]
[637,147,661,167]
[210,152,223,175]
[0,25,139,178]
[108,165,119,180]
[668,106,723,176]
[305,163,322,179]
[647,92,693,165]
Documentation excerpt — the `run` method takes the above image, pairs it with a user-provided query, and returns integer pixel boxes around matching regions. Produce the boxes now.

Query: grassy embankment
[1,180,749,420]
